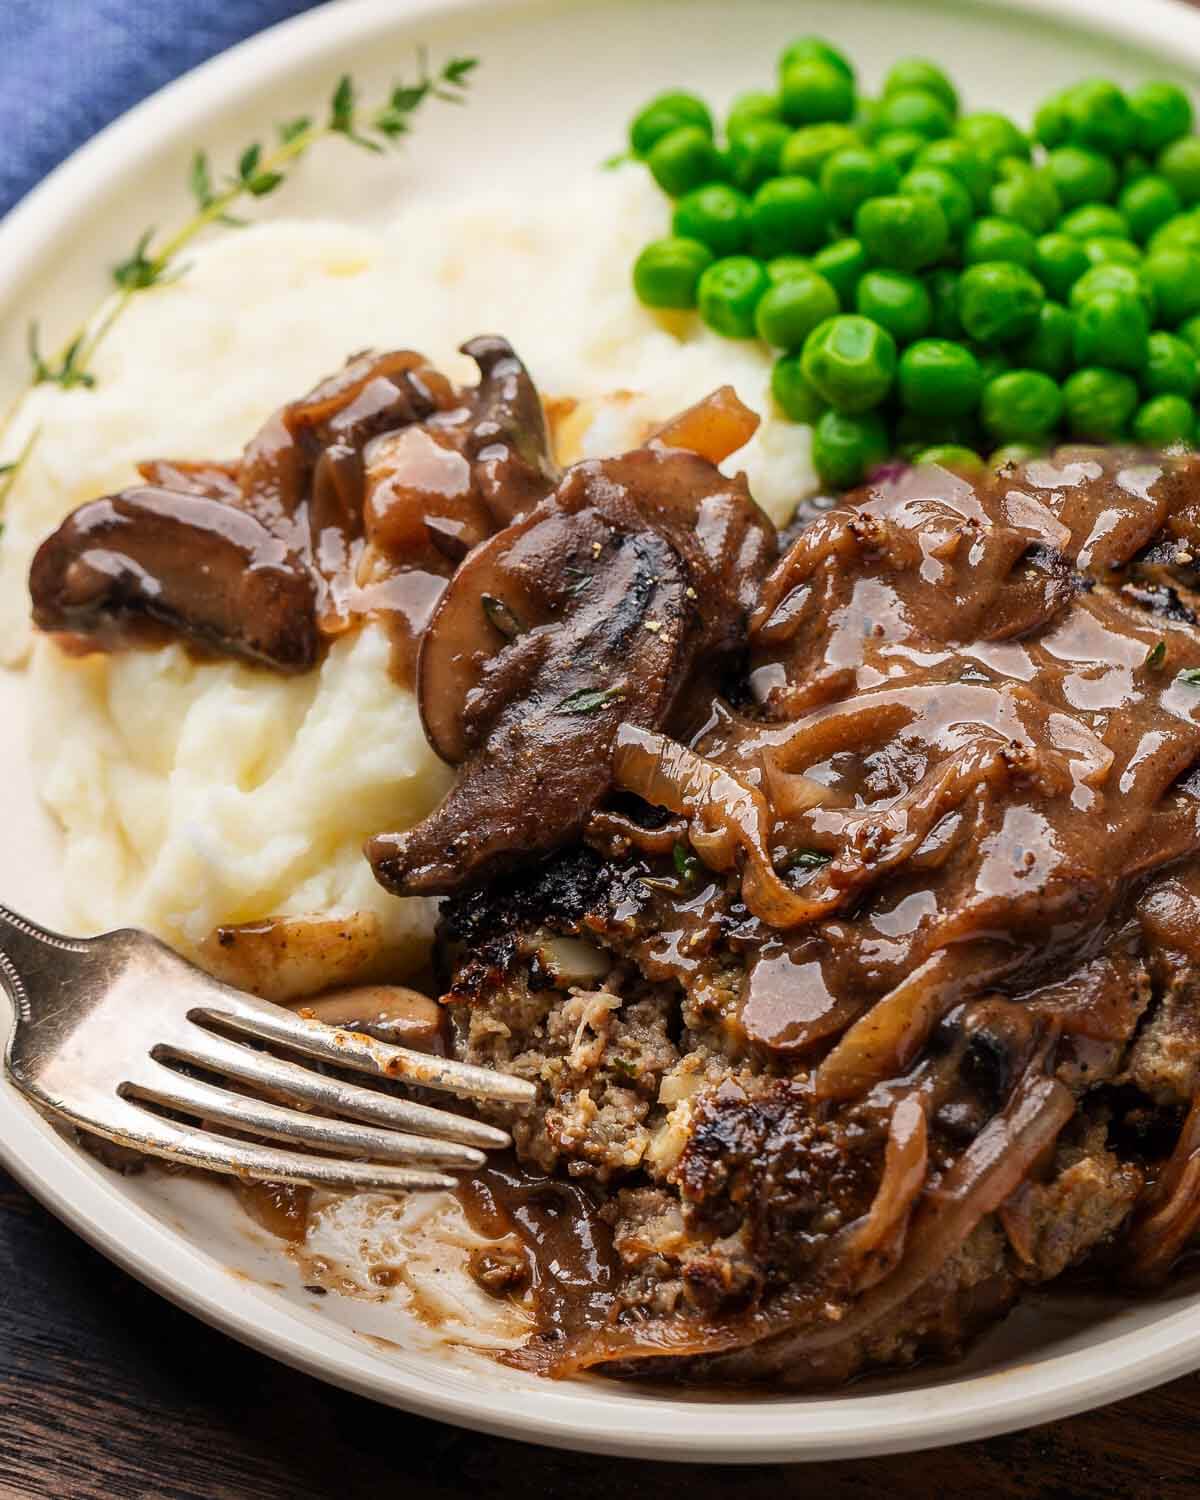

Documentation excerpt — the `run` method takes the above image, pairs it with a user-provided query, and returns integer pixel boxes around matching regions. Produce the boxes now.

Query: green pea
[1060,79,1135,155]
[1142,248,1200,326]
[1060,203,1130,239]
[917,138,993,210]
[855,268,933,343]
[630,92,714,157]
[1070,261,1156,320]
[875,130,927,173]
[811,238,869,303]
[1149,208,1200,255]
[897,338,983,415]
[1044,145,1118,208]
[1119,174,1183,242]
[726,121,792,192]
[915,443,982,472]
[727,91,782,137]
[780,60,856,126]
[1063,366,1139,438]
[1082,236,1142,268]
[883,59,958,116]
[697,255,769,337]
[1134,393,1196,447]
[1130,82,1194,152]
[964,217,1037,268]
[955,112,1031,167]
[801,314,898,412]
[772,352,828,423]
[900,165,974,237]
[1178,313,1200,354]
[1034,232,1089,298]
[958,261,1044,345]
[1072,288,1150,371]
[672,183,752,256]
[821,147,900,221]
[925,268,963,337]
[766,255,813,284]
[755,270,840,348]
[780,123,861,178]
[1017,301,1075,377]
[749,176,830,257]
[1143,330,1199,397]
[632,237,714,309]
[648,126,723,197]
[779,37,855,84]
[811,408,889,488]
[875,89,953,141]
[990,162,1061,234]
[990,442,1045,470]
[1034,94,1070,150]
[980,369,1064,441]
[855,194,949,270]
[1159,136,1200,204]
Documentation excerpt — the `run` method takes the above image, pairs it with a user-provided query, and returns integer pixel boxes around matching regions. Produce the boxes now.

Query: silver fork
[0,904,534,1193]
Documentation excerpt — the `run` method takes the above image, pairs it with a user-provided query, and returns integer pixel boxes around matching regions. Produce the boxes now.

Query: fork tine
[125,1062,487,1169]
[62,1097,458,1193]
[159,1027,512,1150]
[193,995,536,1105]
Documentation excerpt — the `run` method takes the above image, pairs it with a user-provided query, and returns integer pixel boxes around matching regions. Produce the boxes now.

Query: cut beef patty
[430,448,1200,1385]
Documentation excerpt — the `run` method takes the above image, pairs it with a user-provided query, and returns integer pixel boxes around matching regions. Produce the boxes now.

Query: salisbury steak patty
[427,447,1200,1384]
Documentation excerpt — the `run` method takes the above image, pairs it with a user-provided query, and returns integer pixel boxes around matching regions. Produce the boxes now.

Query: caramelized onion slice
[833,1094,928,1289]
[29,487,319,672]
[647,385,760,466]
[1124,1092,1200,1284]
[613,726,839,929]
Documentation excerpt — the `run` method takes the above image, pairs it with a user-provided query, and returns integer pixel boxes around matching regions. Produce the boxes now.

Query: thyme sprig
[0,52,478,511]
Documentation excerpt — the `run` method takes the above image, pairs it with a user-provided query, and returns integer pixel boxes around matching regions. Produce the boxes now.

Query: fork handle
[0,904,89,990]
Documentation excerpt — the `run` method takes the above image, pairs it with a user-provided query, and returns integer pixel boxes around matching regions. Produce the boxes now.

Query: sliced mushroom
[367,442,775,895]
[454,335,558,526]
[29,486,319,672]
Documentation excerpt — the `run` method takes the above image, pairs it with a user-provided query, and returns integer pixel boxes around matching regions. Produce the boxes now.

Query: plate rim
[6,0,1200,1462]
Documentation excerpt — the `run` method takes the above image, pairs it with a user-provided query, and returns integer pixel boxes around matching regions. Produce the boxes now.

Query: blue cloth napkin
[0,0,317,217]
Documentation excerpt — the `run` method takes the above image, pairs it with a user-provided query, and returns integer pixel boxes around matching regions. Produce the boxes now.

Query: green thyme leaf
[1179,667,1200,686]
[112,229,162,290]
[442,56,478,87]
[558,685,625,715]
[481,593,523,639]
[672,843,699,883]
[190,150,214,208]
[329,75,355,133]
[237,143,262,182]
[789,849,832,869]
[278,116,312,145]
[611,1056,638,1079]
[1146,640,1167,669]
[247,171,285,197]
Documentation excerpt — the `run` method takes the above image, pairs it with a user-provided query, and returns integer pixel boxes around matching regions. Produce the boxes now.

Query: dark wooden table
[1,1168,1199,1498]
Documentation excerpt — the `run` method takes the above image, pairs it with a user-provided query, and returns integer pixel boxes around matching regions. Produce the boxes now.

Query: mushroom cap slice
[29,486,319,672]
[369,446,776,895]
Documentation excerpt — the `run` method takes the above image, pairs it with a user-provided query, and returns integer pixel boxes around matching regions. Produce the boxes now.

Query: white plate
[5,0,1200,1463]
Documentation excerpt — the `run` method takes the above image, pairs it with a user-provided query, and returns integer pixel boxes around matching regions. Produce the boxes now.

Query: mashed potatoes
[0,168,813,962]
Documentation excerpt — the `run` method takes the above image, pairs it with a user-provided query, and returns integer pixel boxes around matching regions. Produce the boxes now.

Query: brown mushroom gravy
[28,337,1200,1386]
